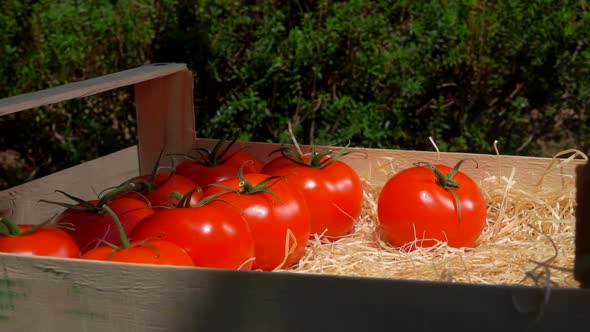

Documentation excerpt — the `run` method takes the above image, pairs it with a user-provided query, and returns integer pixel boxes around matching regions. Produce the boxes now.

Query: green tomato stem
[270,143,366,170]
[170,137,246,166]
[101,204,131,249]
[233,161,283,202]
[0,222,9,236]
[97,181,140,206]
[138,240,161,258]
[175,188,203,208]
[414,158,478,224]
[0,217,20,236]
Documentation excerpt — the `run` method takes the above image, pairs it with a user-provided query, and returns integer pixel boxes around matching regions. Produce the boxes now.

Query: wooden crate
[0,63,588,332]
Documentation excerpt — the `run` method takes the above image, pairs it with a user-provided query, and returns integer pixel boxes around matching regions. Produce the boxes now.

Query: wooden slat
[134,69,195,175]
[0,252,588,332]
[0,63,188,116]
[0,146,139,224]
[575,162,590,288]
[193,139,587,190]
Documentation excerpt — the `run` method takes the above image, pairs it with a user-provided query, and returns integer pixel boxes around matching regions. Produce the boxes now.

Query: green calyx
[174,187,206,208]
[40,197,134,251]
[169,137,246,166]
[39,179,142,214]
[269,142,365,169]
[116,147,175,196]
[41,148,177,213]
[0,217,24,236]
[0,215,56,237]
[105,240,161,260]
[208,162,284,203]
[175,162,285,209]
[414,158,478,224]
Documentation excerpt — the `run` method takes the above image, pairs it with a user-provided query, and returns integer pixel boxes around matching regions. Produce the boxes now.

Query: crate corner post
[133,67,196,175]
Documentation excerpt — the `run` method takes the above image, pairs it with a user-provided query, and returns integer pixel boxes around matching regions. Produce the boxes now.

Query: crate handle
[0,62,196,175]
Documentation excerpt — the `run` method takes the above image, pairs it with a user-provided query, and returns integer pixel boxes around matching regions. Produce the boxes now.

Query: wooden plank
[192,139,587,190]
[0,146,139,225]
[0,252,588,332]
[134,69,195,175]
[0,63,188,116]
[575,162,590,288]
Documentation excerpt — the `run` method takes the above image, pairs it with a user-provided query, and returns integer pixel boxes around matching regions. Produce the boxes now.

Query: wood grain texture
[0,146,139,225]
[575,162,590,288]
[0,252,588,332]
[134,69,195,175]
[193,138,586,189]
[0,63,188,116]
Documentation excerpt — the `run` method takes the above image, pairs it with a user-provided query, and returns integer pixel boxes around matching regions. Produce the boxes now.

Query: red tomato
[174,139,262,187]
[203,173,311,271]
[262,154,364,239]
[131,173,203,207]
[55,197,155,253]
[81,239,194,267]
[130,201,255,270]
[0,224,80,258]
[377,161,487,250]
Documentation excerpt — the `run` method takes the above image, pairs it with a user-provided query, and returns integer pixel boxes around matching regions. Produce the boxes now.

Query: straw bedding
[277,149,587,289]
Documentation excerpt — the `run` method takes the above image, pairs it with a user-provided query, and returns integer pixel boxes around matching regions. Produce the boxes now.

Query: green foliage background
[1,0,589,189]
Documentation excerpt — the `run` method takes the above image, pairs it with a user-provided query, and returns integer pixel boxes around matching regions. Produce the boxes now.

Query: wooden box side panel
[0,252,589,332]
[194,139,586,190]
[0,147,139,224]
[0,63,189,116]
[135,69,195,175]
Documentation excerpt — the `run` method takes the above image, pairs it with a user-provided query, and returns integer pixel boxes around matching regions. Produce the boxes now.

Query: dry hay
[277,149,587,289]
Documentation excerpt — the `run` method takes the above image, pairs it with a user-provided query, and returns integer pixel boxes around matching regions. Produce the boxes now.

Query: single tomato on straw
[377,159,487,250]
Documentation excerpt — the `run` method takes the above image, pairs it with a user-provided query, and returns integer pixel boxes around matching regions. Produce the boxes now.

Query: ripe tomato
[0,222,80,258]
[130,172,203,207]
[261,149,364,239]
[377,160,487,250]
[54,197,155,253]
[203,173,311,271]
[81,239,194,267]
[174,139,262,187]
[130,201,255,270]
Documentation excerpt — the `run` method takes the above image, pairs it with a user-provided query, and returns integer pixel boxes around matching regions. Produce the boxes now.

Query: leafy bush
[189,0,590,156]
[0,0,170,188]
[1,0,589,189]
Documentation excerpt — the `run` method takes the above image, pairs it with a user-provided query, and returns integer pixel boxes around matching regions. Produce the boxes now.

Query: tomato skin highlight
[203,173,311,271]
[262,156,364,239]
[377,164,487,250]
[0,225,80,258]
[130,202,255,270]
[55,197,155,253]
[175,150,262,187]
[81,239,194,266]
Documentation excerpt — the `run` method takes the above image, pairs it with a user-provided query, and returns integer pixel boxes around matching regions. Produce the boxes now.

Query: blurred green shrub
[1,0,589,189]
[0,0,168,188]
[186,0,590,155]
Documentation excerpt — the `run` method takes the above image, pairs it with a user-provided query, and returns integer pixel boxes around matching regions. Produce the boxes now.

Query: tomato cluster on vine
[0,138,488,270]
